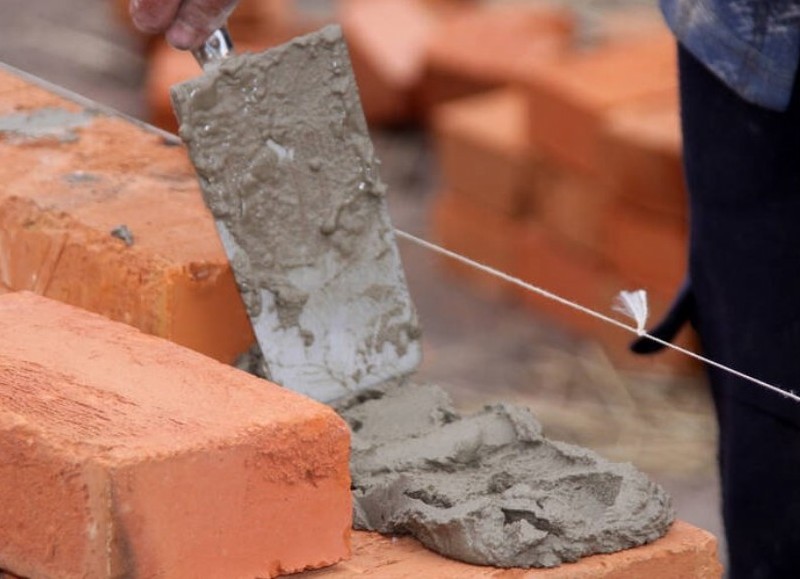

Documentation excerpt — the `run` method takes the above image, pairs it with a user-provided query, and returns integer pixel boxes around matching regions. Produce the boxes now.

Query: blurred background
[0,0,722,559]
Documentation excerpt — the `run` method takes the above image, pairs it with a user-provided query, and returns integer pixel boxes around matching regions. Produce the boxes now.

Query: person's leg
[679,44,800,578]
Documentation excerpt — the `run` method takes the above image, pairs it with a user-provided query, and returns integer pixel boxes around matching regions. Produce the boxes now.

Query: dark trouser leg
[679,45,800,578]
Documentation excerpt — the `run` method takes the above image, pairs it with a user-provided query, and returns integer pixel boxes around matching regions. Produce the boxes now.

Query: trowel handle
[192,26,235,68]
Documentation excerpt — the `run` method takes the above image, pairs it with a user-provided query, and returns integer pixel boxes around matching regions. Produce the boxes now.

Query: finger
[166,0,238,50]
[129,0,182,34]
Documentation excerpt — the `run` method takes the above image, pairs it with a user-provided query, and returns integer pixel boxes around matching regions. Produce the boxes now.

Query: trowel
[173,24,422,402]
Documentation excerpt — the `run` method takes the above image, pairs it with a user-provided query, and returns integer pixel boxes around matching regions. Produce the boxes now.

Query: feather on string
[613,289,649,336]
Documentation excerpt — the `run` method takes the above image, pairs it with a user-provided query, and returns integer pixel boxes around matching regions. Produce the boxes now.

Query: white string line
[395,229,800,405]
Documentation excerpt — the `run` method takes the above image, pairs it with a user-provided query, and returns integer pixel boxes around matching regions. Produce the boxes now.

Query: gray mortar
[110,224,135,247]
[336,383,675,568]
[0,107,93,141]
[172,26,422,402]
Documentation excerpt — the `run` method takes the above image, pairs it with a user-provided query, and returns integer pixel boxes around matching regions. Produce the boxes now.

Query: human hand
[130,0,239,50]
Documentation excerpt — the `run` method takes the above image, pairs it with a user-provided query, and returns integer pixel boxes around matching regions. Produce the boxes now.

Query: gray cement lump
[337,383,675,568]
[171,26,421,402]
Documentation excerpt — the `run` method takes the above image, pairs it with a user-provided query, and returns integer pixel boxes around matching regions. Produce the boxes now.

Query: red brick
[338,0,445,125]
[294,520,721,578]
[228,0,294,43]
[0,74,255,364]
[429,190,694,373]
[420,4,574,114]
[432,88,540,216]
[430,189,523,298]
[514,223,618,336]
[600,200,688,298]
[0,67,32,95]
[0,292,351,579]
[145,41,202,133]
[525,31,677,174]
[536,166,615,254]
[600,91,686,220]
[0,68,83,114]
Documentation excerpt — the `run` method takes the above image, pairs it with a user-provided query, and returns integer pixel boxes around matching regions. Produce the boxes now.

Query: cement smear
[0,107,93,142]
[337,383,675,568]
[172,26,421,402]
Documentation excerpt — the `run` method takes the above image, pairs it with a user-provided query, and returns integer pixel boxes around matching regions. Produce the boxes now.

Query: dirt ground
[0,0,725,565]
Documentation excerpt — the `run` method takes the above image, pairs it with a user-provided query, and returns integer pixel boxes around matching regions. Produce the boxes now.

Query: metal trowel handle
[192,26,235,68]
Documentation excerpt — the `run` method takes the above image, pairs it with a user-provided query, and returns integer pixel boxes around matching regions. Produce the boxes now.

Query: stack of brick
[339,0,573,125]
[420,3,574,114]
[432,89,536,298]
[338,0,444,125]
[429,7,695,372]
[0,65,356,578]
[0,65,254,364]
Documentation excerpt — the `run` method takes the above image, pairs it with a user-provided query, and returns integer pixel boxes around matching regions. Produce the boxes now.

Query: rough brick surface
[0,69,83,114]
[0,292,351,579]
[0,67,255,364]
[421,4,573,113]
[294,520,721,578]
[525,31,677,174]
[339,0,442,125]
[433,88,540,216]
[0,69,29,96]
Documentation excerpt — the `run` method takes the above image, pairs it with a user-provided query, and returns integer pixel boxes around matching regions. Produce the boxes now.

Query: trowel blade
[171,25,422,402]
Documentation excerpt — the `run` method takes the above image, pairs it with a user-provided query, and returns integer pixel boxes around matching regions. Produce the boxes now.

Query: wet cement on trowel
[172,26,421,402]
[336,382,675,568]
